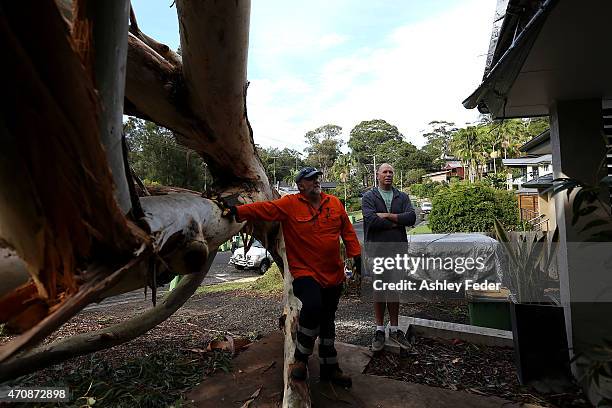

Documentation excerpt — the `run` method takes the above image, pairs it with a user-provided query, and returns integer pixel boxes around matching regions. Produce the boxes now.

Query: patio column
[549,99,612,377]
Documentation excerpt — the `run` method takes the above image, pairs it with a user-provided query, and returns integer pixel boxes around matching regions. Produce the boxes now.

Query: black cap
[295,167,323,183]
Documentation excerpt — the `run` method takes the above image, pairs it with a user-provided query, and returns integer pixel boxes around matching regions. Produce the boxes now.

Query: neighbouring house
[442,160,465,180]
[422,170,450,183]
[320,181,338,191]
[502,129,553,190]
[502,154,552,190]
[517,129,556,231]
[463,0,612,402]
[422,160,465,183]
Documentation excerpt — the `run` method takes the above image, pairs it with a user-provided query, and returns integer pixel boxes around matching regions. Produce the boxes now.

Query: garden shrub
[428,181,519,233]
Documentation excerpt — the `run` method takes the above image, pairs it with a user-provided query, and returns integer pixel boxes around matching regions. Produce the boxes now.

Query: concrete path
[185,331,536,408]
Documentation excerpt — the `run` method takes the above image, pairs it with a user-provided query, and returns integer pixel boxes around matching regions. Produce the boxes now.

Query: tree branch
[0,252,215,382]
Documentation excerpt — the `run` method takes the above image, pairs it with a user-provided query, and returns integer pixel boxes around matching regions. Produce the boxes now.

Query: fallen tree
[0,0,307,405]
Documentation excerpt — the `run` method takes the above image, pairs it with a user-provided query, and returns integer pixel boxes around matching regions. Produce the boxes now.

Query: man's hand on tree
[206,192,240,221]
[221,205,238,220]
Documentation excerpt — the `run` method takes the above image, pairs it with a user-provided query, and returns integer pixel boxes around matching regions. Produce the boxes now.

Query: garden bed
[365,337,590,408]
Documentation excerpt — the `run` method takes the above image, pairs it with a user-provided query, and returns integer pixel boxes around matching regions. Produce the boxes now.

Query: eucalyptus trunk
[1,1,305,404]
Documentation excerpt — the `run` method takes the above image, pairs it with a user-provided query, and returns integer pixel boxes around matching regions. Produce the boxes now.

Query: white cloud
[248,0,496,151]
[317,33,349,50]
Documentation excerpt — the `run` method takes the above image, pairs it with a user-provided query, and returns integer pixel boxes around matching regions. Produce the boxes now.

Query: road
[85,250,260,310]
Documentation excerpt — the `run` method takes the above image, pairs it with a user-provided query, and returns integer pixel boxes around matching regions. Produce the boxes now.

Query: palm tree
[451,126,482,182]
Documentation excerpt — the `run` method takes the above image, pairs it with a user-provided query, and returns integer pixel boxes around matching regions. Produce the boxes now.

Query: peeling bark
[0,0,144,309]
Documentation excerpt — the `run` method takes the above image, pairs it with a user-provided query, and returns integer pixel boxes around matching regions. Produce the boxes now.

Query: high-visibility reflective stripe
[320,338,335,346]
[296,341,313,355]
[298,325,319,337]
[319,356,338,365]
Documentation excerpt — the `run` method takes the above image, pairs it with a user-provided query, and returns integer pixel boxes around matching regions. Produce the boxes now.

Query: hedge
[428,181,519,233]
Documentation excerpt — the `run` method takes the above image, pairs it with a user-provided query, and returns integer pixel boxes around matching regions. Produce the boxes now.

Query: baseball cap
[295,167,323,183]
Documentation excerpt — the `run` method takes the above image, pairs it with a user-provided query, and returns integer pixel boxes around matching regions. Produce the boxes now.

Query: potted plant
[494,220,572,387]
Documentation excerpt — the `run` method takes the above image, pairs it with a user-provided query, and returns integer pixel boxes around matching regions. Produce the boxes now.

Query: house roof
[463,0,612,118]
[320,181,337,189]
[502,154,551,166]
[516,187,539,195]
[463,0,556,116]
[423,170,450,177]
[523,173,553,188]
[443,161,462,169]
[519,129,550,153]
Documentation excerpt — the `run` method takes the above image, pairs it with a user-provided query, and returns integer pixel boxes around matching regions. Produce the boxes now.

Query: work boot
[290,360,308,381]
[389,329,412,350]
[371,329,385,352]
[320,365,352,388]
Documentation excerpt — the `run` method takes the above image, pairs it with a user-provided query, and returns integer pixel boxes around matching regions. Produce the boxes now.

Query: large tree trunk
[1,1,305,405]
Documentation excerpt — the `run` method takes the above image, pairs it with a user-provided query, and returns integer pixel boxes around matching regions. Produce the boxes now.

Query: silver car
[421,201,432,214]
[228,240,274,274]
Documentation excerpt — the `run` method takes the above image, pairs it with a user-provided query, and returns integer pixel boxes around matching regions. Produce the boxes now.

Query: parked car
[228,240,274,274]
[421,201,432,214]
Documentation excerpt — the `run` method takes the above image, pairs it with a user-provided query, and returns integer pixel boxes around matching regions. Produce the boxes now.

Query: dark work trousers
[292,277,343,369]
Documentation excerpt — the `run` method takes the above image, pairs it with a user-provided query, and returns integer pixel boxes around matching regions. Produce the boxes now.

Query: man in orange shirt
[225,167,361,388]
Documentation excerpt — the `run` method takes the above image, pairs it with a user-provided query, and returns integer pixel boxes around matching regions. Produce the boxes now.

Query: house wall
[426,173,448,183]
[506,163,553,190]
[550,99,612,389]
[537,192,556,232]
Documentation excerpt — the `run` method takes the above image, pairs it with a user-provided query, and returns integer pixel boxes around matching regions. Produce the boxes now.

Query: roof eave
[462,0,559,118]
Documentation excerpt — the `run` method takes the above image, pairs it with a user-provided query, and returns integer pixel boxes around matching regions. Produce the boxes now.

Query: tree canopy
[303,124,343,181]
[124,117,210,191]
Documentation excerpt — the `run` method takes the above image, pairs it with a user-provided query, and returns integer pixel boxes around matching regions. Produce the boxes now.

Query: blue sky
[131,0,497,150]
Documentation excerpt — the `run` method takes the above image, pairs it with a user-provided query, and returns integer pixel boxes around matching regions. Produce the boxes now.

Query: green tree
[405,168,427,186]
[373,139,433,187]
[348,119,402,164]
[451,126,485,183]
[124,117,209,190]
[421,120,458,167]
[257,146,303,185]
[330,154,361,207]
[303,124,343,181]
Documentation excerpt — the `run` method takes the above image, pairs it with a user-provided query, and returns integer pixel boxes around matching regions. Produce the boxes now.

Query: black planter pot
[510,302,572,385]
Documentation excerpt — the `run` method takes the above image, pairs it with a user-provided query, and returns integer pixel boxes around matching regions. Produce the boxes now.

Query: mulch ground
[365,338,590,408]
[0,289,591,407]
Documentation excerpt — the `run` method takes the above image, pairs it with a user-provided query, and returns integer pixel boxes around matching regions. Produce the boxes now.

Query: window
[542,164,550,172]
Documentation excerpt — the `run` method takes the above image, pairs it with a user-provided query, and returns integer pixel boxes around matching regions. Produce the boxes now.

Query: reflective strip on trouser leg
[296,340,313,355]
[294,324,319,362]
[298,325,319,337]
[318,337,338,368]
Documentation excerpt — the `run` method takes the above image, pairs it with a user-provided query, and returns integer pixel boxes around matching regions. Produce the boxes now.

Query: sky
[130,0,497,151]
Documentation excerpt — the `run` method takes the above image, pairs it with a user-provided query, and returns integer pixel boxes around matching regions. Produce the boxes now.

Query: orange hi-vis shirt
[236,192,361,288]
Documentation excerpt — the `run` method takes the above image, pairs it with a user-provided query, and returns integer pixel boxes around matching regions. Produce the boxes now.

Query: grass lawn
[196,264,284,295]
[408,223,432,235]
